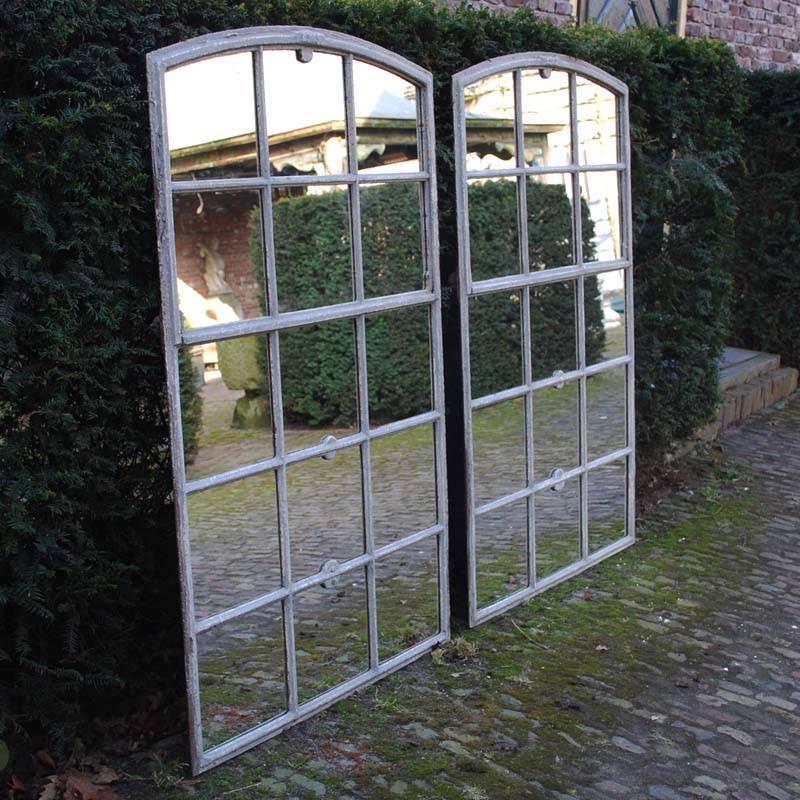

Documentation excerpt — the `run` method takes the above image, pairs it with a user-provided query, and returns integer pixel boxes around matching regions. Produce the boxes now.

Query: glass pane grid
[463,62,631,620]
[158,41,445,762]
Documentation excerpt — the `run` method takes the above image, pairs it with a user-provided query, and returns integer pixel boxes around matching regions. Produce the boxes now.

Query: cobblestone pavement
[126,392,800,798]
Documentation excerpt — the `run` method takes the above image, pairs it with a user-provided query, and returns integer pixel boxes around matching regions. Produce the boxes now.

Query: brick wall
[174,192,263,323]
[685,0,800,70]
[463,0,574,25]
[461,0,798,70]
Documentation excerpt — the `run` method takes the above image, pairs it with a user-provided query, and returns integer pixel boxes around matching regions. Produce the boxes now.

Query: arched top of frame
[146,25,432,88]
[452,51,627,98]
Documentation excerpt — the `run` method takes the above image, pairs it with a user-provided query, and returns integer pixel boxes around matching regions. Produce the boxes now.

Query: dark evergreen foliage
[0,0,745,749]
[727,70,800,369]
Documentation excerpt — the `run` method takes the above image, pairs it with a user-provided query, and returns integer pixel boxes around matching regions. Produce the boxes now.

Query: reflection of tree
[247,182,605,426]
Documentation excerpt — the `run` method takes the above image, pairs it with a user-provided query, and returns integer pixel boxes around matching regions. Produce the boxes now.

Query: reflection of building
[464,71,623,324]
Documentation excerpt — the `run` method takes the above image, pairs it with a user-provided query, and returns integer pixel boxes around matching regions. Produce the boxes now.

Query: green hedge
[727,71,800,369]
[0,0,744,750]
[258,180,603,424]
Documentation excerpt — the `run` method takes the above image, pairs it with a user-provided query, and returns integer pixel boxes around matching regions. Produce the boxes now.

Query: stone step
[718,349,781,391]
[698,365,799,441]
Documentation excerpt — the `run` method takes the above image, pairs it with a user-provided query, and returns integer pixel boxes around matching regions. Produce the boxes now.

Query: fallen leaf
[63,770,122,800]
[91,767,119,786]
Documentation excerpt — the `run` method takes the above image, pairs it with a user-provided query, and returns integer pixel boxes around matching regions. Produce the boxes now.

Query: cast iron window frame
[452,53,636,628]
[147,26,449,774]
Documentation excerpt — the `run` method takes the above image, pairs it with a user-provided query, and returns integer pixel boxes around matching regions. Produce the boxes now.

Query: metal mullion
[195,586,290,634]
[416,72,450,638]
[464,162,624,180]
[356,171,429,185]
[171,176,268,193]
[148,60,202,770]
[469,354,632,411]
[271,336,298,712]
[371,409,439,440]
[197,631,445,773]
[620,89,637,544]
[254,48,298,713]
[472,531,634,625]
[513,70,538,588]
[470,258,630,297]
[474,445,631,517]
[570,72,590,563]
[180,290,436,346]
[343,54,379,669]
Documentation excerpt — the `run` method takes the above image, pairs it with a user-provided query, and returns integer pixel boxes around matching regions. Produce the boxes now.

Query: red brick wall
[686,0,800,69]
[173,193,263,321]
[458,0,574,24]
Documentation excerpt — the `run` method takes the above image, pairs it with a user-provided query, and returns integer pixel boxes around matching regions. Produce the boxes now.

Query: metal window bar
[452,53,636,628]
[147,26,448,774]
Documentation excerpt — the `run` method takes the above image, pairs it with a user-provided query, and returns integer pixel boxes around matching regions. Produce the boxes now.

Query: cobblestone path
[127,392,800,799]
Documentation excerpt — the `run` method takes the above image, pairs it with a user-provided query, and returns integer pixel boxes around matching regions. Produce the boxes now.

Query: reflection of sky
[165,50,416,151]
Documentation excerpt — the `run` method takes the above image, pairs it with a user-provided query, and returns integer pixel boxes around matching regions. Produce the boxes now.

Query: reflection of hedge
[255,181,603,423]
[468,180,605,396]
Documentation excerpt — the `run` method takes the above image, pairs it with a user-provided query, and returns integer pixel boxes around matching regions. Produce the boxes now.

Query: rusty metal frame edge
[147,26,448,775]
[452,52,636,629]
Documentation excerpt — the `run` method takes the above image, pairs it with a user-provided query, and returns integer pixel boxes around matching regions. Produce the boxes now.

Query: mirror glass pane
[287,445,364,581]
[354,60,419,173]
[586,270,626,365]
[580,170,622,263]
[535,477,580,580]
[366,305,431,424]
[361,182,426,297]
[475,500,529,608]
[174,190,265,329]
[166,52,258,181]
[588,459,627,554]
[587,365,627,461]
[526,174,575,270]
[198,603,286,750]
[575,77,618,165]
[280,319,358,454]
[472,398,527,508]
[180,335,273,482]
[464,72,516,171]
[468,176,520,280]
[520,69,571,168]
[294,568,369,704]
[371,424,437,549]
[530,281,578,380]
[469,291,523,398]
[188,471,280,620]
[272,184,353,312]
[532,380,579,481]
[263,50,347,177]
[376,537,439,661]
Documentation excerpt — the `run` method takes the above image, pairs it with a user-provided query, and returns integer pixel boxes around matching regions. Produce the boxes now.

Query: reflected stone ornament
[320,434,338,459]
[549,468,567,492]
[320,558,341,589]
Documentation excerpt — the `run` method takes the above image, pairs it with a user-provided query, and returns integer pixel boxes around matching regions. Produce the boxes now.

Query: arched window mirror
[452,54,635,627]
[148,26,448,773]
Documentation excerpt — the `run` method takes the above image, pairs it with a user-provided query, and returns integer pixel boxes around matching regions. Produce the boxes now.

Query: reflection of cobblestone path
[187,358,627,748]
[137,392,800,799]
[189,367,626,621]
